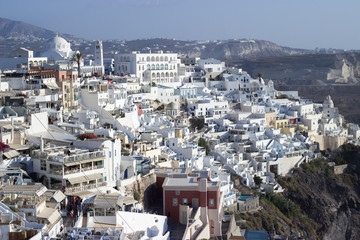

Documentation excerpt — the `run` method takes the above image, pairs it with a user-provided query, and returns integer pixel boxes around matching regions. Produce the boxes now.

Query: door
[192,198,199,209]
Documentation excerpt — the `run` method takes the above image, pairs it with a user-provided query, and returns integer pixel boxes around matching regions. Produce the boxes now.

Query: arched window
[156,56,159,61]
[161,73,164,78]
[151,56,155,61]
[157,73,160,78]
[151,64,155,70]
[165,56,168,61]
[147,64,150,69]
[147,56,150,61]
[152,73,155,78]
[166,72,169,78]
[170,72,173,77]
[165,64,168,70]
[142,65,145,70]
[160,56,164,61]
[156,64,159,70]
[142,57,145,61]
[160,64,164,70]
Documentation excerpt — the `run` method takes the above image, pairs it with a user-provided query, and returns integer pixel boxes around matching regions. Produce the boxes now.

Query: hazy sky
[1,0,359,49]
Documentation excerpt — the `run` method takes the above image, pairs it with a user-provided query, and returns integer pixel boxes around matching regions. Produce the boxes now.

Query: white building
[32,138,121,193]
[41,35,74,61]
[114,51,180,86]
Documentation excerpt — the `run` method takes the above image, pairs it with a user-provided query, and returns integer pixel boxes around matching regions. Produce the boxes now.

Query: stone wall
[313,135,347,151]
[227,196,259,213]
[122,171,157,209]
[333,164,348,175]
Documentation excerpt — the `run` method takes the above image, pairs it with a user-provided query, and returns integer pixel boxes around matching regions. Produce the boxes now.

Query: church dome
[42,34,73,60]
[165,102,177,110]
[46,35,71,51]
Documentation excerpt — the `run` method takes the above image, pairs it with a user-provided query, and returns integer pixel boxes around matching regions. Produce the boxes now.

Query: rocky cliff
[277,144,360,239]
[235,144,360,240]
[230,52,360,85]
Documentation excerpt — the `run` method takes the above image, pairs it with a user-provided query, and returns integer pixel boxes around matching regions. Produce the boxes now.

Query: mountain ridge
[0,17,317,59]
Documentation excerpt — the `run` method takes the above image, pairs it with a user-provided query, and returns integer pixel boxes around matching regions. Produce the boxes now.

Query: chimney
[40,135,44,152]
[11,117,14,142]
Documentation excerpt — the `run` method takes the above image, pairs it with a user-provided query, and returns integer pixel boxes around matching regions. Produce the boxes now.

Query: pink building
[162,176,223,238]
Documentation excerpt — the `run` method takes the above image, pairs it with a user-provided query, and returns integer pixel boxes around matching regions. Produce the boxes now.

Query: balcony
[47,150,105,164]
[64,181,107,194]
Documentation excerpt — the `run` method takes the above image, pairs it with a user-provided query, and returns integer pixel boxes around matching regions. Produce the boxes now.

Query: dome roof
[166,102,177,110]
[46,35,71,52]
[47,36,69,45]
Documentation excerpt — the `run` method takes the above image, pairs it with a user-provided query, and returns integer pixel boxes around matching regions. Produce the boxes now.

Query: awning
[8,144,30,151]
[87,173,103,181]
[42,79,60,90]
[118,196,138,206]
[52,190,66,202]
[48,210,61,225]
[3,150,20,159]
[37,207,61,225]
[67,176,87,185]
[2,124,14,130]
[64,158,97,166]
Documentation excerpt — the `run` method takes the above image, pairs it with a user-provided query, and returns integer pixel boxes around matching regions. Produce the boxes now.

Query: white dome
[46,35,71,51]
[43,35,73,60]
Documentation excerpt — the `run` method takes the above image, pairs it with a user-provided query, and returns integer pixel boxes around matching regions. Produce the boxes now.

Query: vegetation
[253,175,263,186]
[77,133,98,140]
[198,138,210,155]
[0,142,10,152]
[189,117,204,131]
[133,191,141,201]
[275,94,298,101]
[71,51,83,77]
[256,72,263,80]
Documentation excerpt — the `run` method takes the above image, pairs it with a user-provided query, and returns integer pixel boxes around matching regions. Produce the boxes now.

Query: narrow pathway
[168,219,186,240]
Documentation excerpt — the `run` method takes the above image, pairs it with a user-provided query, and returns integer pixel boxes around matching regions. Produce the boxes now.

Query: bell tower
[94,40,104,66]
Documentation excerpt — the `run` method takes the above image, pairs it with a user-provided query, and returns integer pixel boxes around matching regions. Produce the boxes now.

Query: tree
[198,138,210,155]
[77,133,97,140]
[133,191,141,201]
[71,51,83,77]
[254,175,263,186]
[256,72,263,81]
[190,117,204,131]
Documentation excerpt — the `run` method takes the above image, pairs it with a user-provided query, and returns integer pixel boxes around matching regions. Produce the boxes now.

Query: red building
[162,176,223,237]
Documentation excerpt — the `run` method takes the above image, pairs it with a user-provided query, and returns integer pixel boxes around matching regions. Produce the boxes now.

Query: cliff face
[184,40,312,60]
[278,146,360,240]
[231,52,360,85]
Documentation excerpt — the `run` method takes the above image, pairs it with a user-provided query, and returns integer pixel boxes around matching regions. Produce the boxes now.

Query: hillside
[236,144,360,239]
[0,17,315,59]
[229,52,360,85]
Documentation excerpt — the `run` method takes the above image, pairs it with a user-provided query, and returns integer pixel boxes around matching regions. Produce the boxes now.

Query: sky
[1,0,360,50]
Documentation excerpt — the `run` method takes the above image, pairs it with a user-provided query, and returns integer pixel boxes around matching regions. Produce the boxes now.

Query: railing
[63,151,105,163]
[65,182,107,194]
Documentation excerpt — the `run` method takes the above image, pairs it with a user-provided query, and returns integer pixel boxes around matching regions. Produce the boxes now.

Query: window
[183,198,188,204]
[176,190,180,195]
[209,198,214,207]
[173,198,178,206]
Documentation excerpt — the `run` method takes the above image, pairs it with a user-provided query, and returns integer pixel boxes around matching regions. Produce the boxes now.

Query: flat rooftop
[0,184,47,196]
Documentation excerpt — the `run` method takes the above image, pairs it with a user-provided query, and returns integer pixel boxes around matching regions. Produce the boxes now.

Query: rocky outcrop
[231,52,360,85]
[278,150,360,240]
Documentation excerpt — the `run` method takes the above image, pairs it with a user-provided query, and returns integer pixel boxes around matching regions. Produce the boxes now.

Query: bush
[0,142,10,152]
[265,192,300,218]
[254,175,263,186]
[77,133,97,140]
[198,138,210,155]
[134,191,141,201]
